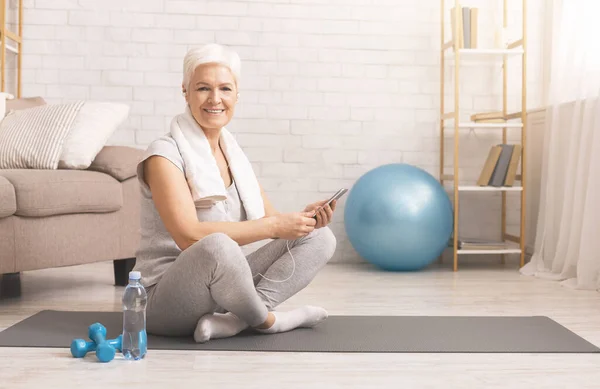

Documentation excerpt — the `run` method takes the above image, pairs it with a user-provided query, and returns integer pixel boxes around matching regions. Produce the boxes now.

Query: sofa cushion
[0,176,16,217]
[0,170,122,217]
[87,146,144,182]
[5,96,46,114]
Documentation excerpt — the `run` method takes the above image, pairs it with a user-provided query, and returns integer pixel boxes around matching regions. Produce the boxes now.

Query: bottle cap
[129,271,141,280]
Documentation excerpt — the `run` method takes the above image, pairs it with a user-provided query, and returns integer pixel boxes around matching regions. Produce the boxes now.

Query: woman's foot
[255,306,328,334]
[194,312,249,343]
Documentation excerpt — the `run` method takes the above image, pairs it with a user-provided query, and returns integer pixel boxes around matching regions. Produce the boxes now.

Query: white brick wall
[12,0,544,264]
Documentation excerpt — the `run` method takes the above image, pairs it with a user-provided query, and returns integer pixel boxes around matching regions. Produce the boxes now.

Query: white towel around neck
[169,106,265,220]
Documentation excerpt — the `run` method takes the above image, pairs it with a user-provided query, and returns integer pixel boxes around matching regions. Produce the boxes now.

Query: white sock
[194,312,249,343]
[256,306,328,334]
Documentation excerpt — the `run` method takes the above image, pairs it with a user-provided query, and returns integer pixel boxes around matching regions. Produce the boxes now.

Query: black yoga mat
[0,310,598,353]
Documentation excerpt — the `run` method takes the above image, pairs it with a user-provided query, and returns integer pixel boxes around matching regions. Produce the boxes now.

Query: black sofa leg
[113,258,136,287]
[0,272,21,299]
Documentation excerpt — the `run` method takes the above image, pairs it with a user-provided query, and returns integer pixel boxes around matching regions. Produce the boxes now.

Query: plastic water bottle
[122,271,147,360]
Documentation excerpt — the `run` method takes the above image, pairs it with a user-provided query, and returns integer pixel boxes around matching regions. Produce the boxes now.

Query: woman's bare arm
[143,155,277,251]
[259,184,280,217]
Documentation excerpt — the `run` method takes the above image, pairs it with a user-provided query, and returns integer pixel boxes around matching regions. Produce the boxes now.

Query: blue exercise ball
[344,164,453,271]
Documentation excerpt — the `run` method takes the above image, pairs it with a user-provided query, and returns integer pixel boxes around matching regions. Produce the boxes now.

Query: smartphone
[312,188,348,219]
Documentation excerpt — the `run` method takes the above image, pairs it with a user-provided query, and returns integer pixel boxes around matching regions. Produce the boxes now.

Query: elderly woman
[133,43,338,342]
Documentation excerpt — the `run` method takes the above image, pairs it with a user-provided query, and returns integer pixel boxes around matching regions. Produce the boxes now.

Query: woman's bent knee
[186,232,246,269]
[310,226,337,263]
[188,232,239,256]
[198,232,237,247]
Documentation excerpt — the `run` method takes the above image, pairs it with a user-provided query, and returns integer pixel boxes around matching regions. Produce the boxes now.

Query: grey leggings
[145,226,337,336]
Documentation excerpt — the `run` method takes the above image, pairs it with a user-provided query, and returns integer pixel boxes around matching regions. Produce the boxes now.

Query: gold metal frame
[0,0,23,97]
[440,0,527,271]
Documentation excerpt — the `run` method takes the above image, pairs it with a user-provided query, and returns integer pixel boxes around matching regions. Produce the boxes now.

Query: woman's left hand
[303,200,336,229]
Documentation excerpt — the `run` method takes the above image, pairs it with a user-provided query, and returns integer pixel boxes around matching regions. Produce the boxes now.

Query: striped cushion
[0,101,84,169]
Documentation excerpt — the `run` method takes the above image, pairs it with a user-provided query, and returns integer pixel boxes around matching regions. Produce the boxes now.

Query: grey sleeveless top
[133,134,247,288]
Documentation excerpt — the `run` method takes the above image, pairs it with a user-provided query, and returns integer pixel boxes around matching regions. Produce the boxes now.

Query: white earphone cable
[253,240,295,283]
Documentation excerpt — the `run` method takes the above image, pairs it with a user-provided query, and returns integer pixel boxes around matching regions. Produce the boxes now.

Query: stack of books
[448,237,508,250]
[457,238,507,250]
[451,6,478,49]
[471,111,507,123]
[477,143,522,187]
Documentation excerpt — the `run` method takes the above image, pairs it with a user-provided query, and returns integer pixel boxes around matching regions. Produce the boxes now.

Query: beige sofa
[0,144,144,298]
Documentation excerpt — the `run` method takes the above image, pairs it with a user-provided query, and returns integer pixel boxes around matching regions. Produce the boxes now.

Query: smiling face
[184,63,238,132]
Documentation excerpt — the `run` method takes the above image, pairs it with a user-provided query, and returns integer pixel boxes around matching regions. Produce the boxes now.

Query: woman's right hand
[270,212,317,240]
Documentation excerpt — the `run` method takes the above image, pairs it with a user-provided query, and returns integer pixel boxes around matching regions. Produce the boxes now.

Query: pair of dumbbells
[70,323,122,362]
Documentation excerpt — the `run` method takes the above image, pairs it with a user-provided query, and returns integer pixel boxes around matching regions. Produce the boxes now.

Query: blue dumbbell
[70,323,122,362]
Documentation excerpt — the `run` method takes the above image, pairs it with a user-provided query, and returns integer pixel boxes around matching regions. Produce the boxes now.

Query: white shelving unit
[440,0,527,271]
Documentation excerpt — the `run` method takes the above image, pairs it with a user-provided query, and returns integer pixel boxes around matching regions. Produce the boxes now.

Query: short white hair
[182,44,241,92]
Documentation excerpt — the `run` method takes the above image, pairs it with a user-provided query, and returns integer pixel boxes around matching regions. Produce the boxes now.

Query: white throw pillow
[58,102,130,169]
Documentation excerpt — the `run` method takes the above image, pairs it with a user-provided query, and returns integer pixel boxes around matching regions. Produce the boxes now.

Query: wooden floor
[1,258,600,388]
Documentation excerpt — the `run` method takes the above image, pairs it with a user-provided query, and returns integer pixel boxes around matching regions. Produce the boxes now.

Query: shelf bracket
[2,30,21,44]
[504,234,521,243]
[442,40,454,50]
[507,39,523,49]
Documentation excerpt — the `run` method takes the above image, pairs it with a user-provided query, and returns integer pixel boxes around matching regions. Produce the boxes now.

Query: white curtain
[521,0,600,290]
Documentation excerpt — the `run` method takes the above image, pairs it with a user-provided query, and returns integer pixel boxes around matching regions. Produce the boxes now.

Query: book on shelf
[458,238,508,250]
[448,237,508,250]
[470,111,505,121]
[503,144,522,186]
[489,144,513,187]
[450,6,478,49]
[476,143,522,187]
